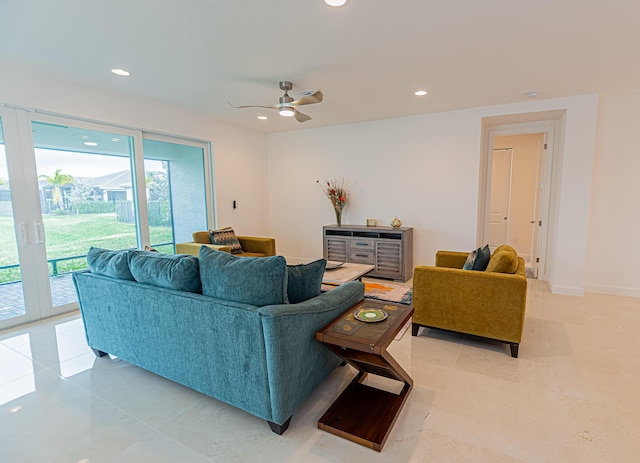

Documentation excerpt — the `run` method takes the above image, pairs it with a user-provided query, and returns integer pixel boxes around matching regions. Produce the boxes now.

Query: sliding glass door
[31,121,140,310]
[0,108,213,330]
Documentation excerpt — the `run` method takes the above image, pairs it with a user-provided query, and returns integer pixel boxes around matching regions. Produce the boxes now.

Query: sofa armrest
[175,242,231,257]
[413,265,527,342]
[257,281,364,424]
[237,236,276,256]
[435,250,469,269]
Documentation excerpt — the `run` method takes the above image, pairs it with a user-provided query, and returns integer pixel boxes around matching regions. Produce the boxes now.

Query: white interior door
[489,149,512,249]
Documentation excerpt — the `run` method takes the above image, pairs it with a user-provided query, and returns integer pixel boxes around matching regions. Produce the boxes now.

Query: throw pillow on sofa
[209,227,243,254]
[199,246,287,306]
[87,247,135,280]
[128,250,202,293]
[486,245,519,274]
[287,259,326,303]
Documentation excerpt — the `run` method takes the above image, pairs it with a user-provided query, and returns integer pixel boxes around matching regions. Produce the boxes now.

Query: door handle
[19,222,29,245]
[33,222,45,244]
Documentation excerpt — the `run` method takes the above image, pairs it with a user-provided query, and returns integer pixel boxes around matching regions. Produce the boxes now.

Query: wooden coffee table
[316,299,414,452]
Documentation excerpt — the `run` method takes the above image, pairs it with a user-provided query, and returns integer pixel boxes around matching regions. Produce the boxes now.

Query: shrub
[74,201,116,214]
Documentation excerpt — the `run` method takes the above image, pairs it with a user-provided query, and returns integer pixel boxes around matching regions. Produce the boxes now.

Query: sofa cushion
[199,246,287,306]
[128,250,202,293]
[86,247,135,280]
[209,227,243,255]
[486,245,519,274]
[287,259,326,304]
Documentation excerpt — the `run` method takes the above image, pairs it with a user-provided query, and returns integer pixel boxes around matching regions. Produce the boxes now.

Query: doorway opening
[478,116,560,281]
[490,134,545,278]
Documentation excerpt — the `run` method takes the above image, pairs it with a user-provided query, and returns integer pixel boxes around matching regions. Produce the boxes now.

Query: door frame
[0,106,44,329]
[478,121,556,280]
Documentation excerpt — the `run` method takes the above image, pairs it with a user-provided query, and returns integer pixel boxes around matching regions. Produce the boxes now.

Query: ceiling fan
[229,81,323,123]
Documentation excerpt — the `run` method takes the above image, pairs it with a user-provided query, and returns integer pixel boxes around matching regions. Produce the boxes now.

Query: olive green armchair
[412,247,527,357]
[176,231,276,258]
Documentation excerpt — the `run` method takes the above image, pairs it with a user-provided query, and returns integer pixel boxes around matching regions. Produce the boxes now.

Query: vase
[335,208,343,226]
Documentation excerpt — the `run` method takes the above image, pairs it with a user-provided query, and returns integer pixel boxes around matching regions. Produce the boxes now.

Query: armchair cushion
[486,244,519,274]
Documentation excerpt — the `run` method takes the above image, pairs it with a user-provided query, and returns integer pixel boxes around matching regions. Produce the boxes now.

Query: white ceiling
[1,1,639,133]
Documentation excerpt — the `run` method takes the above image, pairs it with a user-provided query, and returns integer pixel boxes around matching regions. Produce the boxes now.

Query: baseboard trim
[549,285,584,297]
[584,284,640,298]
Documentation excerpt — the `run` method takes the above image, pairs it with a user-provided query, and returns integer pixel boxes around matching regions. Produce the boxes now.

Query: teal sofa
[73,247,364,434]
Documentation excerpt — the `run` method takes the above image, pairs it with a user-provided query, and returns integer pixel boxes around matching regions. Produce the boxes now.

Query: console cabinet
[323,225,413,281]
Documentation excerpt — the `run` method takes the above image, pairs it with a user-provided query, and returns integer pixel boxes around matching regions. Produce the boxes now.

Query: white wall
[267,95,600,295]
[0,66,270,236]
[585,94,640,297]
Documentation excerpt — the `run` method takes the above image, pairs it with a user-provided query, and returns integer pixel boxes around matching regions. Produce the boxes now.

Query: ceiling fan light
[279,107,295,117]
[325,0,348,6]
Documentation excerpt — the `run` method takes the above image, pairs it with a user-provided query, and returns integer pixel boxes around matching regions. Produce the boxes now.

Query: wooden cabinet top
[323,224,413,233]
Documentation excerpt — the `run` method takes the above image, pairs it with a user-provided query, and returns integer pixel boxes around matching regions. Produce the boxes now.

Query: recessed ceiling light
[84,141,98,146]
[81,135,90,140]
[414,90,428,96]
[325,0,348,6]
[111,68,130,77]
[525,91,539,98]
[111,137,120,142]
[257,116,268,120]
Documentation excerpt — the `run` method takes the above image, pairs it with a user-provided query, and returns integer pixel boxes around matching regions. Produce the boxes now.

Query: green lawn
[0,213,173,283]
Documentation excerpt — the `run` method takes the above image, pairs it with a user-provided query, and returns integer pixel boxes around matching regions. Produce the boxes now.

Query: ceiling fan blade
[227,102,277,110]
[292,90,323,106]
[294,109,312,123]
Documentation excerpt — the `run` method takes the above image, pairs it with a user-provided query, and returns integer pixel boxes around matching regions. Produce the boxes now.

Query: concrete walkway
[0,274,77,321]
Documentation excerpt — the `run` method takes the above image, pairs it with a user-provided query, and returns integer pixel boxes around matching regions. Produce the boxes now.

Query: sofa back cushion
[287,259,326,303]
[87,247,135,280]
[199,246,287,306]
[128,250,202,293]
[486,245,519,274]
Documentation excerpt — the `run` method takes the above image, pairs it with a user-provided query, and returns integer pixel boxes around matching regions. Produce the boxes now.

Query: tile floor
[0,279,639,462]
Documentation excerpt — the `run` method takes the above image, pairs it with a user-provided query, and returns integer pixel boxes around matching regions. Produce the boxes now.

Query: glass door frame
[0,106,45,328]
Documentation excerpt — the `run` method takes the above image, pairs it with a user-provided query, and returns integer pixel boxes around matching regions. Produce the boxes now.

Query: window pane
[142,139,207,253]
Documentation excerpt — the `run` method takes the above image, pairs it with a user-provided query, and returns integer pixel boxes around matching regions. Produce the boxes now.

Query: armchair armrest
[435,251,469,269]
[237,236,276,256]
[175,242,231,257]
